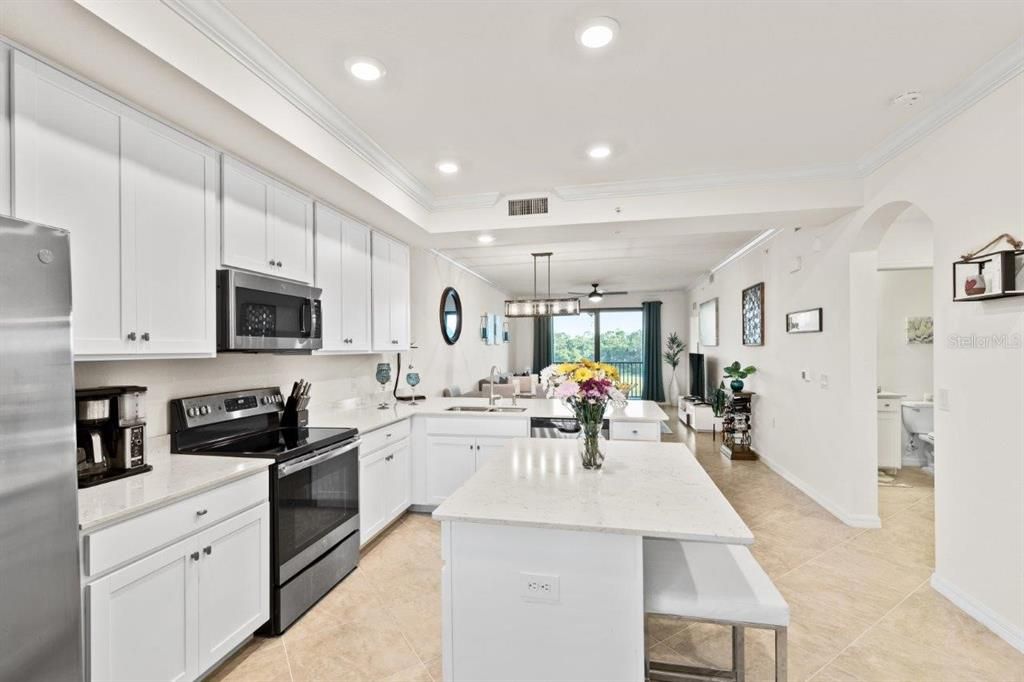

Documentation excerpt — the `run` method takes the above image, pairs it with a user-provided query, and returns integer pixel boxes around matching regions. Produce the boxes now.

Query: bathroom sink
[445,406,494,412]
[488,407,528,413]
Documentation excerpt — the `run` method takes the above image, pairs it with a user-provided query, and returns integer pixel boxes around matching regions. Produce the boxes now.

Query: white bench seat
[643,538,789,681]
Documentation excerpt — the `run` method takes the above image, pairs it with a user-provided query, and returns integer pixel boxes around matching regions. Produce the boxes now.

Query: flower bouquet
[540,360,630,469]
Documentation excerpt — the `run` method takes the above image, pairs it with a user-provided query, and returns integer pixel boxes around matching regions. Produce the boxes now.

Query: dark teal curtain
[641,301,665,402]
[532,316,553,373]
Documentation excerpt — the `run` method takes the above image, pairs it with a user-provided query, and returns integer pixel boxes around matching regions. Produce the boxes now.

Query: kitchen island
[432,437,752,682]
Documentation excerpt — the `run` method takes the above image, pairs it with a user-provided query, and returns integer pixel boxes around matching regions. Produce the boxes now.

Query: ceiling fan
[568,283,629,303]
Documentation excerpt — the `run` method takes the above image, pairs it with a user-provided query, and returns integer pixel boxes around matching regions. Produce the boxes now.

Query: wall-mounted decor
[952,233,1024,302]
[698,298,719,347]
[741,282,765,346]
[439,287,462,345]
[502,320,511,343]
[492,314,505,345]
[786,307,823,333]
[480,314,492,343]
[906,316,933,344]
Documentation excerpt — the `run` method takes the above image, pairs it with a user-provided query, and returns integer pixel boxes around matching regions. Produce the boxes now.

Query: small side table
[720,391,757,460]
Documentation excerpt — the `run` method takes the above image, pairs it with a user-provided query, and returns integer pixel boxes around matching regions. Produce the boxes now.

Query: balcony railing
[606,361,644,398]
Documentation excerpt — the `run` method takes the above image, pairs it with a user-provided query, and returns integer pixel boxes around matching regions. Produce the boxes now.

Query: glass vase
[577,418,605,470]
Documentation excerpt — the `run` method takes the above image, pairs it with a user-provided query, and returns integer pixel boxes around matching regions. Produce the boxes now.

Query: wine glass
[406,365,421,406]
[375,362,392,409]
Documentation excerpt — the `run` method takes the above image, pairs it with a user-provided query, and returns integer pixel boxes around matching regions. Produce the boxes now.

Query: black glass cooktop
[180,426,357,462]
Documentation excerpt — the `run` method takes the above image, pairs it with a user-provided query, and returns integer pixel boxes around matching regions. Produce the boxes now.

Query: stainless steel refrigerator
[0,215,83,680]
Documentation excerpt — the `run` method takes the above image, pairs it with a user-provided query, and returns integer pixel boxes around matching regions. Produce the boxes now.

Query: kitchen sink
[444,406,528,413]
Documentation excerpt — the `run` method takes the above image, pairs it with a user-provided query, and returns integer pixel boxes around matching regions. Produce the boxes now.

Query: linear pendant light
[504,252,581,318]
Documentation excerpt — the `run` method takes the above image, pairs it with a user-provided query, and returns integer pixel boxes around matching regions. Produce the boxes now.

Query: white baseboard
[931,572,1024,653]
[756,450,881,528]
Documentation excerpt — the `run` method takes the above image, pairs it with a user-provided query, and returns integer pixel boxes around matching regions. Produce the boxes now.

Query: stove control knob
[187,407,197,417]
[200,406,210,415]
[261,396,269,405]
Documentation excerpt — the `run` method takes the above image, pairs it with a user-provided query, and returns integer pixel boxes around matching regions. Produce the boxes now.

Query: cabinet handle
[127,332,137,341]
[196,509,208,517]
[141,332,150,341]
[203,546,212,556]
[190,551,200,562]
[269,259,276,266]
[386,433,392,438]
[476,445,481,450]
[276,260,283,267]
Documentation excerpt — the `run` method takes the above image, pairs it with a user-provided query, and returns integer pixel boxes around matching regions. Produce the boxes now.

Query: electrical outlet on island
[520,572,560,603]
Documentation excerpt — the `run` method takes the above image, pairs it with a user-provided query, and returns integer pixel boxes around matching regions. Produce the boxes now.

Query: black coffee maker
[76,386,152,488]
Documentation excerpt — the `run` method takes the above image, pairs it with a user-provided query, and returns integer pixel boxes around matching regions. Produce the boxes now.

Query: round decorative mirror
[439,287,462,345]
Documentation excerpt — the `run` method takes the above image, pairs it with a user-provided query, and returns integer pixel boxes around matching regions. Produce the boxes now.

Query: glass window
[551,309,643,396]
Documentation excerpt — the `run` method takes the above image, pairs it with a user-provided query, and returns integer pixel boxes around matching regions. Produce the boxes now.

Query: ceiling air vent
[508,197,548,217]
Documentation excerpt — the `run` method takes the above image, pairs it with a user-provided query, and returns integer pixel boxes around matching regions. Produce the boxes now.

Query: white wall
[408,250,511,397]
[877,206,935,269]
[508,289,690,400]
[877,269,934,400]
[688,73,1024,650]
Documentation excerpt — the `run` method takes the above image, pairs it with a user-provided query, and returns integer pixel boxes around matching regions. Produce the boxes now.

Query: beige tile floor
[211,419,1023,682]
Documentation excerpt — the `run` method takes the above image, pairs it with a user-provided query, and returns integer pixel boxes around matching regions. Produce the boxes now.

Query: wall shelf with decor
[952,233,1024,302]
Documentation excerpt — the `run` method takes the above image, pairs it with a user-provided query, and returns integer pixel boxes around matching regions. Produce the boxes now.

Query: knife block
[282,396,309,428]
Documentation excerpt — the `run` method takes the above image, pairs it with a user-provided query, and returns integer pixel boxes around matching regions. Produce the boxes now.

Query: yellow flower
[573,367,594,383]
[598,363,619,379]
[557,363,576,374]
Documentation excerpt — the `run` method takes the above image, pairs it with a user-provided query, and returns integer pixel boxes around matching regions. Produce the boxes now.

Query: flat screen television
[688,352,706,400]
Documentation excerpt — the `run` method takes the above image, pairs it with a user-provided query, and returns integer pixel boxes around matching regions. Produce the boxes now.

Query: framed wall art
[698,298,719,347]
[786,307,823,333]
[741,282,765,346]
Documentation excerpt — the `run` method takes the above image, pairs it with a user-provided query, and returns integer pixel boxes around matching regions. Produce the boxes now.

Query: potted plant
[710,382,728,417]
[724,361,757,392]
[663,332,686,404]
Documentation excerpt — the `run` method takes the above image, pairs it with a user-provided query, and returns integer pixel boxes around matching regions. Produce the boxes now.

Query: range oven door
[218,269,322,352]
[274,438,360,584]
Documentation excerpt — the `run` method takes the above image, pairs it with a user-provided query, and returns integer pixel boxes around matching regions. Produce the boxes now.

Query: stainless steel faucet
[489,365,501,406]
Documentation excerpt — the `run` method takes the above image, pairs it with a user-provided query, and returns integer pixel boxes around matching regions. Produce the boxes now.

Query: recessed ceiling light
[345,57,386,82]
[576,17,619,49]
[892,90,922,108]
[437,161,460,175]
[477,234,495,244]
[587,144,612,159]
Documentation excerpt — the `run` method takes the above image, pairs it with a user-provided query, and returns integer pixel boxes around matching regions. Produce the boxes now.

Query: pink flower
[553,381,580,399]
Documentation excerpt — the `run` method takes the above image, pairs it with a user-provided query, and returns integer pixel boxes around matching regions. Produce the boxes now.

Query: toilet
[901,401,935,473]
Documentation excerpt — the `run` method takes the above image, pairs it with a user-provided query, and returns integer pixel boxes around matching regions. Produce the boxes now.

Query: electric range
[170,387,361,634]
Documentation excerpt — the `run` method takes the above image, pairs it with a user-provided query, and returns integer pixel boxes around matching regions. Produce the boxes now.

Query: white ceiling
[221,0,1022,199]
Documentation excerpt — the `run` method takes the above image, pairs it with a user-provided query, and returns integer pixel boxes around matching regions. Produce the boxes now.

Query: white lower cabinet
[425,437,479,505]
[85,490,269,682]
[877,398,902,472]
[359,433,412,545]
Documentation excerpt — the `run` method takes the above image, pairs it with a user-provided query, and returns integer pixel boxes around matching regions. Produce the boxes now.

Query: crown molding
[161,0,434,210]
[857,37,1024,175]
[431,192,502,211]
[553,163,859,202]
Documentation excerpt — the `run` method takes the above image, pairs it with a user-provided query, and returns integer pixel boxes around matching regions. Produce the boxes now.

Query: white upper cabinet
[314,203,372,352]
[371,231,411,351]
[222,156,314,284]
[10,51,217,359]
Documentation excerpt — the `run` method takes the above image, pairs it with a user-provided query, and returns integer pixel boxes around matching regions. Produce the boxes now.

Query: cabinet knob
[203,546,212,556]
[141,332,150,341]
[269,259,276,266]
[190,551,200,562]
[276,260,283,267]
[196,509,208,517]
[127,332,137,341]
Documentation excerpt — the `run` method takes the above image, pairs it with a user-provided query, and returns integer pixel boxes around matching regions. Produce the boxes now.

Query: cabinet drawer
[877,400,899,413]
[424,416,529,438]
[83,471,267,577]
[361,419,411,456]
[609,421,661,442]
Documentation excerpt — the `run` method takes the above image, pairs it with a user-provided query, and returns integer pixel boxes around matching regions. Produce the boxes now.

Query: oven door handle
[277,438,361,478]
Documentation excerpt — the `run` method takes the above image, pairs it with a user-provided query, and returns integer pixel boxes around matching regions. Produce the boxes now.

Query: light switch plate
[820,373,829,389]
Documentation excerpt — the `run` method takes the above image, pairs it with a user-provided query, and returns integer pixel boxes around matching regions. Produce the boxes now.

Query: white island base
[434,438,753,682]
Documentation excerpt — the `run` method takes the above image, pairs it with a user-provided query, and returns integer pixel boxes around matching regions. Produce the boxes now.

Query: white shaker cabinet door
[387,441,412,522]
[271,184,314,284]
[10,51,133,356]
[474,437,511,471]
[359,448,390,544]
[388,239,411,350]
[315,203,345,352]
[122,117,218,357]
[425,436,477,505]
[371,231,393,351]
[87,536,198,682]
[340,218,373,351]
[221,156,273,276]
[195,504,270,674]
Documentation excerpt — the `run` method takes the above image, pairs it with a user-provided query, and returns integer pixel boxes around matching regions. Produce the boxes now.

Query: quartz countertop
[78,436,271,532]
[432,437,753,544]
[307,397,669,433]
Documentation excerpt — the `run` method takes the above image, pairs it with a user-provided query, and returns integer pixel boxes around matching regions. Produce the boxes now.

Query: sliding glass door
[552,309,643,396]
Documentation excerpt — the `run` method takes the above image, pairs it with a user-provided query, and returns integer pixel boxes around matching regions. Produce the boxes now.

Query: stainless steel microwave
[217,269,322,353]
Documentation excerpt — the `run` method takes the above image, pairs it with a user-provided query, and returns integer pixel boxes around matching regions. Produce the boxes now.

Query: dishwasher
[530,417,609,439]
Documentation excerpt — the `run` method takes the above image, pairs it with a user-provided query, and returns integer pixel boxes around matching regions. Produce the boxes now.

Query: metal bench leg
[732,626,745,682]
[775,628,787,682]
